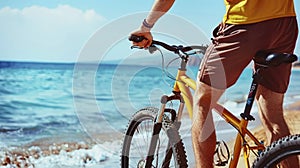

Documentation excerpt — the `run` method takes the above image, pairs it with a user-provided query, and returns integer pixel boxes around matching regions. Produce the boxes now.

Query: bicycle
[121,35,300,168]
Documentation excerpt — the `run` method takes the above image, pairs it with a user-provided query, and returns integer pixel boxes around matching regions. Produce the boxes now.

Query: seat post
[240,67,263,121]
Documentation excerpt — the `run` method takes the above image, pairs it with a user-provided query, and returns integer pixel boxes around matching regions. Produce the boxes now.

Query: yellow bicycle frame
[170,67,265,168]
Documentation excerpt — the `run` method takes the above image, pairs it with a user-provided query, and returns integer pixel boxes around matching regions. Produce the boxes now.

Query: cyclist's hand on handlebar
[129,28,153,49]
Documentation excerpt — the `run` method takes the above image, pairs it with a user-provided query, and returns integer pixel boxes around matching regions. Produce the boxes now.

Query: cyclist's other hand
[130,28,153,49]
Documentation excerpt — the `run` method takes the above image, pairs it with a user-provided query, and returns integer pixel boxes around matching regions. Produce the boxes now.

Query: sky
[0,0,299,63]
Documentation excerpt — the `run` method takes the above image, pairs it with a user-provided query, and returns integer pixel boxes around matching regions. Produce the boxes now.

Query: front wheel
[121,107,188,168]
[252,134,300,168]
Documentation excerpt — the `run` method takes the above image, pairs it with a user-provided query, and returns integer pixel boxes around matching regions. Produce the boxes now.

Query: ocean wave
[10,100,68,110]
[0,125,43,135]
[0,127,22,133]
[0,88,14,95]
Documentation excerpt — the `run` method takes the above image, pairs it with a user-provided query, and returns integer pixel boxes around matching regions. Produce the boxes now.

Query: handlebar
[129,35,206,54]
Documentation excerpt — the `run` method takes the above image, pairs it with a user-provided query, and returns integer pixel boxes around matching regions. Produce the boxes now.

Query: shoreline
[1,101,299,167]
[0,132,123,167]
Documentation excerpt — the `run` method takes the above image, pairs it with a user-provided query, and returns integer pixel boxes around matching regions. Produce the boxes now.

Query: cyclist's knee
[194,81,224,107]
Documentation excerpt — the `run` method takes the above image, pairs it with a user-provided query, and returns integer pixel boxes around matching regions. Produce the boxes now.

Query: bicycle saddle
[253,51,298,67]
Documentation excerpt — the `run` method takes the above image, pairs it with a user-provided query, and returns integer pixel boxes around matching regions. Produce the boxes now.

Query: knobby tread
[166,124,188,168]
[252,134,300,168]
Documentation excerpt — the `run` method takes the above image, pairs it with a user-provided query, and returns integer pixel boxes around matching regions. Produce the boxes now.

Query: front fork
[158,92,185,123]
[145,92,185,168]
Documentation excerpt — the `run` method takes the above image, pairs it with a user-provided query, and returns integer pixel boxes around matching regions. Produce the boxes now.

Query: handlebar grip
[128,35,146,43]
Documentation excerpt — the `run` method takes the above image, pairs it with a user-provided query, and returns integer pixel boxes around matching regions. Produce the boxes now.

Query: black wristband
[143,19,154,29]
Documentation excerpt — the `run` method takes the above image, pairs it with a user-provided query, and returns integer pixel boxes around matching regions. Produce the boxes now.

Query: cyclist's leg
[255,17,299,168]
[256,86,299,168]
[256,85,290,145]
[193,23,256,168]
[192,81,224,168]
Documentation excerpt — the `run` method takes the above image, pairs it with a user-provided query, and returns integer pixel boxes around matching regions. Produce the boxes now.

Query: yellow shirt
[223,0,296,24]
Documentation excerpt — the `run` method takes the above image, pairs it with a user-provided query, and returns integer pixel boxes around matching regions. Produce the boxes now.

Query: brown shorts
[199,17,298,93]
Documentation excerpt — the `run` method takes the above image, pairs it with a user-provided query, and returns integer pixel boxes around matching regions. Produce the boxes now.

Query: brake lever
[130,45,158,54]
[130,46,143,49]
[148,45,157,54]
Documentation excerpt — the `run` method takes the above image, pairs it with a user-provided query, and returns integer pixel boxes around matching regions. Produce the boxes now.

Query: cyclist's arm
[146,0,175,28]
[131,0,175,48]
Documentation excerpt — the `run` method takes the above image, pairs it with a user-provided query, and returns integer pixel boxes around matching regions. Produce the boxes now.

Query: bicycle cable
[156,47,177,88]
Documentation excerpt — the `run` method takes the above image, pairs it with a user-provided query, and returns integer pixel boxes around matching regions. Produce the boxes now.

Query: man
[130,0,298,167]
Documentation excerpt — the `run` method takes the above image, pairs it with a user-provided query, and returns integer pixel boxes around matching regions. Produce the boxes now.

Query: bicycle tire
[252,134,300,168]
[121,107,188,168]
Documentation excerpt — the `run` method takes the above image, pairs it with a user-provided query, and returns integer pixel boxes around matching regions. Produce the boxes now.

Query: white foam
[0,140,122,168]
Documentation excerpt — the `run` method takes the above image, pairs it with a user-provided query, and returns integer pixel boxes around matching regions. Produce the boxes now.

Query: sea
[0,61,300,168]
